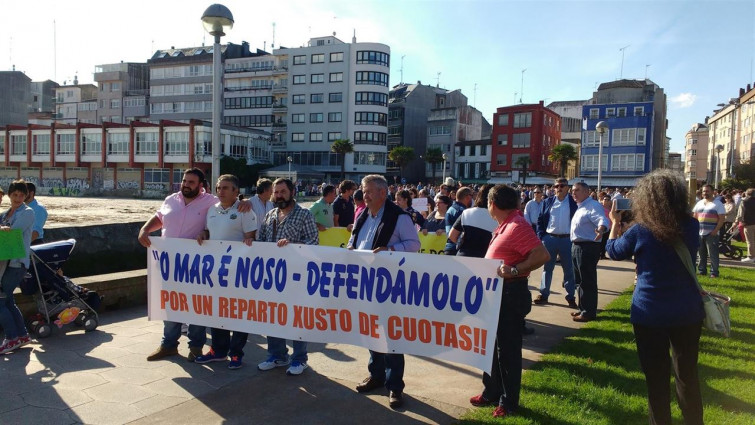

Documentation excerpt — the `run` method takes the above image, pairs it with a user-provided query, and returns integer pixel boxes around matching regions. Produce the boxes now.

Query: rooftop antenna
[645,64,651,79]
[513,92,517,104]
[619,45,630,79]
[272,22,276,49]
[400,55,405,84]
[436,72,441,88]
[473,83,477,108]
[520,68,526,103]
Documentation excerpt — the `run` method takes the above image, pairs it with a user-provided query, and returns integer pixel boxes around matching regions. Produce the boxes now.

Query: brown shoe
[570,311,582,317]
[533,295,548,305]
[147,345,178,361]
[389,390,404,408]
[356,376,385,393]
[187,346,203,362]
[566,298,578,308]
[572,314,594,323]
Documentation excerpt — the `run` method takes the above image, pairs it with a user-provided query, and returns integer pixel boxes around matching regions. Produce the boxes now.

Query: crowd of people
[3,169,755,422]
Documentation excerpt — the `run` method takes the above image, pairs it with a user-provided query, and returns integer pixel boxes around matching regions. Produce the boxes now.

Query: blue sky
[1,0,752,154]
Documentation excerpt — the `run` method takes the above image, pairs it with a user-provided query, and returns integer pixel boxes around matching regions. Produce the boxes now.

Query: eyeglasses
[554,184,566,188]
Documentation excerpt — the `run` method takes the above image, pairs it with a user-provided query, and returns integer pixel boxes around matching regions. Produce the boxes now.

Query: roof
[597,79,656,91]
[547,100,590,108]
[456,138,491,146]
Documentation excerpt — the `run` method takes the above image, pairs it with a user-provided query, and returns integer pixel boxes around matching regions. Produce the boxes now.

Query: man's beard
[182,186,200,199]
[275,196,293,209]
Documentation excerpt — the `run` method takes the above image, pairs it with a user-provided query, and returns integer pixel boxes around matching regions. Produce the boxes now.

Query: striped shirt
[485,211,541,277]
[693,199,725,236]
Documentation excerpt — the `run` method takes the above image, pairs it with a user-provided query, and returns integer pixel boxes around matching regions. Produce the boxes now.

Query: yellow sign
[318,227,447,255]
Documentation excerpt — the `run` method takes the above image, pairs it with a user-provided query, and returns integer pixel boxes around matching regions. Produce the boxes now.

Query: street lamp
[595,121,609,192]
[201,4,234,192]
[714,144,724,189]
[442,153,448,184]
[287,156,293,181]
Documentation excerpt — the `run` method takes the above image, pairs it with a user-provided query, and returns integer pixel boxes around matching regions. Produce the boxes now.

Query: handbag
[672,239,731,337]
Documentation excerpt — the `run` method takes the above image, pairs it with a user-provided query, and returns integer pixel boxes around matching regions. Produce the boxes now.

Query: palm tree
[388,146,416,182]
[423,147,444,184]
[515,155,532,186]
[330,139,354,180]
[548,144,578,178]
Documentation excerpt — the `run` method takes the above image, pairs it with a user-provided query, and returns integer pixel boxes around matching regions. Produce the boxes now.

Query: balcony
[272,66,288,76]
[272,104,287,114]
[272,84,288,94]
[224,85,273,93]
[272,122,288,132]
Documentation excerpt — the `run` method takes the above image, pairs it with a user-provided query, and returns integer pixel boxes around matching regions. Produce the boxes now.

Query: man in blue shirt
[570,182,608,322]
[444,187,473,255]
[25,182,48,246]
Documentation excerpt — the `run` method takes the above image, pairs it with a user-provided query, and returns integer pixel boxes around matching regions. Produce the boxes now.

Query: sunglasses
[554,184,567,188]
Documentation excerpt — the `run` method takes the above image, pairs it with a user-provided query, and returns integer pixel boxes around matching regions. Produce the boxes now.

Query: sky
[1,0,753,155]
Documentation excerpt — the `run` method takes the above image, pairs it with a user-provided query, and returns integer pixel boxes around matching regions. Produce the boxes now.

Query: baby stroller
[21,239,102,338]
[719,225,744,261]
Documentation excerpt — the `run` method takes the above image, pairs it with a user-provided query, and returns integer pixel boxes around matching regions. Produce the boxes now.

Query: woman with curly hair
[606,169,704,425]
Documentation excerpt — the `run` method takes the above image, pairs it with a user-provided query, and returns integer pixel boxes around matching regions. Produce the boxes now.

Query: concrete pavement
[0,258,638,425]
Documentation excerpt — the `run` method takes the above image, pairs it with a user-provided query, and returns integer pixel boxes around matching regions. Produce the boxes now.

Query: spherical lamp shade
[595,121,609,134]
[201,4,234,36]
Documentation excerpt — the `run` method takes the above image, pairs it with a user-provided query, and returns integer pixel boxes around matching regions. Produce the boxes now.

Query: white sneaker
[257,355,290,371]
[286,361,308,376]
[741,257,755,263]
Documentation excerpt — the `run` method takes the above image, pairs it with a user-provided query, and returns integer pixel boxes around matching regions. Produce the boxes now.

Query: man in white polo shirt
[194,174,257,369]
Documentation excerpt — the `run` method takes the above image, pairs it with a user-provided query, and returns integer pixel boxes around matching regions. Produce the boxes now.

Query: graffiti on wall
[144,183,164,191]
[104,180,114,190]
[117,181,140,190]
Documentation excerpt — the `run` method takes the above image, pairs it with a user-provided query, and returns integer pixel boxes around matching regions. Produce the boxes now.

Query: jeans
[211,329,248,358]
[481,279,532,411]
[0,266,29,340]
[540,234,576,300]
[368,351,405,392]
[572,241,601,317]
[697,233,720,276]
[267,336,308,363]
[161,321,206,349]
[633,322,704,425]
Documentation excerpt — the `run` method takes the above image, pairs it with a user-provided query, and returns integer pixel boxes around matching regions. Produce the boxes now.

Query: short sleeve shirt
[206,200,257,242]
[332,196,355,227]
[309,198,333,228]
[485,211,541,277]
[693,199,726,236]
[156,191,218,239]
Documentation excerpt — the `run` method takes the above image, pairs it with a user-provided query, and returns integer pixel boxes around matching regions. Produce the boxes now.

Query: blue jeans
[0,266,29,340]
[211,329,247,358]
[540,234,576,300]
[267,336,308,363]
[698,233,720,276]
[161,321,206,349]
[368,351,405,392]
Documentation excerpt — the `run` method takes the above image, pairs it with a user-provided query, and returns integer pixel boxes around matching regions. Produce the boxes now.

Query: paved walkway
[0,259,638,425]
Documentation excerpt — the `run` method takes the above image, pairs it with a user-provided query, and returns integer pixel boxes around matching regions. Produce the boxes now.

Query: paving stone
[142,376,216,398]
[99,367,165,385]
[0,392,27,414]
[76,345,132,360]
[132,394,189,416]
[0,406,77,425]
[122,340,165,355]
[111,352,169,369]
[21,386,93,410]
[83,382,155,404]
[66,401,146,425]
[50,371,108,390]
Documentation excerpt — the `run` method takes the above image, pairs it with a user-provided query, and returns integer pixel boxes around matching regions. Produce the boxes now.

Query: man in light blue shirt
[569,182,608,322]
[25,182,48,245]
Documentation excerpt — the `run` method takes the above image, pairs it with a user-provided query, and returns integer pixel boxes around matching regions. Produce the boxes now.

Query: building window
[225,96,274,109]
[107,132,129,155]
[606,108,615,118]
[310,132,323,142]
[354,152,386,165]
[633,106,644,116]
[513,113,532,128]
[388,108,403,119]
[328,132,342,141]
[611,153,645,171]
[293,55,306,65]
[496,154,507,166]
[498,114,509,126]
[329,92,343,103]
[589,108,599,119]
[292,113,305,123]
[311,54,324,64]
[328,112,342,122]
[10,135,27,155]
[355,71,388,87]
[310,113,324,123]
[354,112,387,126]
[311,93,324,103]
[497,134,508,145]
[617,107,627,117]
[387,126,401,136]
[57,133,76,154]
[582,130,607,147]
[581,154,608,171]
[353,132,387,145]
[329,72,344,82]
[311,73,325,84]
[81,133,102,155]
[356,51,390,66]
[356,92,388,106]
[33,134,51,155]
[135,131,158,155]
[292,133,305,142]
[164,131,189,155]
[512,133,531,148]
[144,168,169,184]
[637,128,646,145]
[612,128,637,146]
[110,99,121,109]
[292,94,305,104]
[429,125,451,136]
[330,52,343,62]
[293,75,305,85]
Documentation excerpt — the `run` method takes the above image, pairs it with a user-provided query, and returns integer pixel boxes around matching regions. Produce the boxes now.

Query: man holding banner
[348,174,420,409]
[257,178,319,376]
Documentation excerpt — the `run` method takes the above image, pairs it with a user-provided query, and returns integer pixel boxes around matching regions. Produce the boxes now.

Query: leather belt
[548,233,570,238]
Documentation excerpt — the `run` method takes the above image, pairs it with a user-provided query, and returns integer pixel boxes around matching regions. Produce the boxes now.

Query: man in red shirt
[469,184,550,419]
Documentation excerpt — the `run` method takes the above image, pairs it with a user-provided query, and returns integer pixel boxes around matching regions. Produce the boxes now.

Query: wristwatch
[510,265,520,277]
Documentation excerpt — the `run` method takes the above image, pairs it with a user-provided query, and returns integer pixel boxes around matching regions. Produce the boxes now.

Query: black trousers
[481,280,532,411]
[572,241,601,317]
[633,322,704,425]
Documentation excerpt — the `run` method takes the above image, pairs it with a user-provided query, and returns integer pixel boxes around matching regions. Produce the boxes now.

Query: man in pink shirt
[138,167,252,362]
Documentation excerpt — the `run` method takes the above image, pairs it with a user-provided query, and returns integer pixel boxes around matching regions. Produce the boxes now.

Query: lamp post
[201,4,234,192]
[714,144,724,189]
[595,121,608,192]
[287,156,293,181]
[442,153,447,184]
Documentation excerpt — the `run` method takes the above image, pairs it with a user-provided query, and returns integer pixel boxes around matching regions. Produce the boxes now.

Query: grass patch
[460,267,755,424]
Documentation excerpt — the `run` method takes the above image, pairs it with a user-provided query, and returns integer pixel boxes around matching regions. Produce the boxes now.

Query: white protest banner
[147,237,503,371]
[412,197,428,213]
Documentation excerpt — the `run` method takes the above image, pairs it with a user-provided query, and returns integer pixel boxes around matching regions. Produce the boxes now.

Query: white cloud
[670,93,697,108]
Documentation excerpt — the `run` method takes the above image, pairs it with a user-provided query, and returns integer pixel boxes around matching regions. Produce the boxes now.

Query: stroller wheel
[74,313,87,327]
[84,316,98,332]
[36,323,52,338]
[731,247,744,261]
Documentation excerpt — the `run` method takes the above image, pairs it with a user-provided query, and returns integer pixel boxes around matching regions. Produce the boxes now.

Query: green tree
[423,147,444,184]
[220,157,273,189]
[515,155,532,186]
[389,146,416,181]
[330,139,354,180]
[548,144,578,178]
[732,159,755,187]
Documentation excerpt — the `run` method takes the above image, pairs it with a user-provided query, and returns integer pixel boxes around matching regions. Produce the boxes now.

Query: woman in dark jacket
[607,169,704,425]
